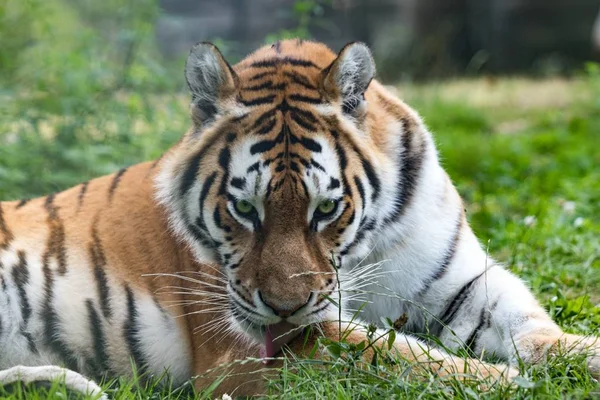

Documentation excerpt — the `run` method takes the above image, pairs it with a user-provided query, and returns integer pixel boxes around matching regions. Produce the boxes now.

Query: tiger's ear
[322,42,375,115]
[185,42,238,124]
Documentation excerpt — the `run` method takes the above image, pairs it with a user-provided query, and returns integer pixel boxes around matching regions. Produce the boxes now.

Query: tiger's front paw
[520,333,600,378]
[580,338,600,378]
[562,334,600,378]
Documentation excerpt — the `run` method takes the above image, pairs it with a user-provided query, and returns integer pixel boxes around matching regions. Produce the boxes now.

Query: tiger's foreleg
[195,320,517,397]
[319,321,518,383]
[435,265,600,377]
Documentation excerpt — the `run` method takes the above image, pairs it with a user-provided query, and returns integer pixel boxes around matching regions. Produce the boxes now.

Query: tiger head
[156,40,423,346]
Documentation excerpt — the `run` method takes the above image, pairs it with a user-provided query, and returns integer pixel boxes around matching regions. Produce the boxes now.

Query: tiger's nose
[258,290,312,318]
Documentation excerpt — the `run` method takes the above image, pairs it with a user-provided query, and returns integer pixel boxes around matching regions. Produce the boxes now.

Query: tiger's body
[0,40,598,396]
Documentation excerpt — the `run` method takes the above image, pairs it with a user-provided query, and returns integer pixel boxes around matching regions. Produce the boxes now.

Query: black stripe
[256,118,277,135]
[187,223,214,248]
[12,251,38,354]
[310,159,326,172]
[308,301,331,316]
[16,199,30,209]
[292,107,318,123]
[250,139,278,155]
[329,177,341,191]
[86,299,110,376]
[385,123,426,224]
[290,135,321,152]
[249,72,271,81]
[283,71,317,90]
[243,81,286,92]
[90,225,112,319]
[333,136,354,207]
[243,81,273,91]
[198,172,217,230]
[108,168,128,201]
[251,109,277,128]
[24,332,38,354]
[290,111,317,132]
[12,251,31,325]
[213,206,232,233]
[433,272,486,336]
[345,207,356,226]
[340,218,376,256]
[250,57,318,69]
[232,297,262,317]
[247,162,260,173]
[298,176,309,196]
[353,176,366,213]
[78,182,89,209]
[225,132,237,143]
[238,94,276,107]
[218,147,231,195]
[123,285,148,374]
[465,306,488,356]
[417,215,463,296]
[345,141,381,204]
[179,131,223,196]
[42,263,78,370]
[43,194,67,275]
[289,94,321,104]
[251,109,277,132]
[230,177,246,190]
[0,202,14,250]
[360,156,381,203]
[44,194,56,216]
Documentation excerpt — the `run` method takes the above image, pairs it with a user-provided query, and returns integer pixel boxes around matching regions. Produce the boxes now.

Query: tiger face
[156,40,400,346]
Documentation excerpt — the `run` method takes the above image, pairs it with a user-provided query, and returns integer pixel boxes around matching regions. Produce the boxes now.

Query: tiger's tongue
[260,321,300,364]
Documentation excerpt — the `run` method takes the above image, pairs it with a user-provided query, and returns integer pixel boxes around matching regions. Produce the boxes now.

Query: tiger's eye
[235,199,255,214]
[317,199,336,215]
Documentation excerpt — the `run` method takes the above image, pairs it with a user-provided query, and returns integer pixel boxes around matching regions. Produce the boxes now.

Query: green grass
[0,76,599,399]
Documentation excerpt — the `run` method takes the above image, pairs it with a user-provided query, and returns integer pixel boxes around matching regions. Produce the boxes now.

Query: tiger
[0,39,598,397]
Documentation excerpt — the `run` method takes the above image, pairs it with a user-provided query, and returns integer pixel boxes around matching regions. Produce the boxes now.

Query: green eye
[235,199,255,214]
[316,199,337,216]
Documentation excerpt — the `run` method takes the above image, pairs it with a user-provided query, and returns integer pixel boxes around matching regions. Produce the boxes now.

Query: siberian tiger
[0,39,598,397]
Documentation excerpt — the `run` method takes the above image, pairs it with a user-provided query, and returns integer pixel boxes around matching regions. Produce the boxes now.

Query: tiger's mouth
[234,316,304,363]
[259,321,303,363]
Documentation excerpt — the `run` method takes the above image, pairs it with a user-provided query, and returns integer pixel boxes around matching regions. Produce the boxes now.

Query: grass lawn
[0,76,599,399]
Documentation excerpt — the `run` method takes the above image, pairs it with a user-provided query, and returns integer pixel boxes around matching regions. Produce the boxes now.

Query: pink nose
[258,291,311,318]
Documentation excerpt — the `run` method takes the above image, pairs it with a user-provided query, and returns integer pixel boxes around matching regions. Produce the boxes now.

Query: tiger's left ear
[185,42,238,125]
[322,42,375,115]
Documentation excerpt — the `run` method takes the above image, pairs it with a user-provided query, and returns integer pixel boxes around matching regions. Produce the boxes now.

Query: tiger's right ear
[185,42,238,124]
[321,42,375,115]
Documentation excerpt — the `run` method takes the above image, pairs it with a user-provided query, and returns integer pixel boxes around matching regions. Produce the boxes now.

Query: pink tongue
[261,321,300,364]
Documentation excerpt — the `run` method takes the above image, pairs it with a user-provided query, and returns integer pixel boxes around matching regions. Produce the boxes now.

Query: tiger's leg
[194,320,518,397]
[431,265,600,376]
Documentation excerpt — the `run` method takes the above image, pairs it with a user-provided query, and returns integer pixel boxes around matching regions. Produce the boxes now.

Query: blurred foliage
[0,0,186,197]
[0,0,178,116]
[264,0,332,43]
